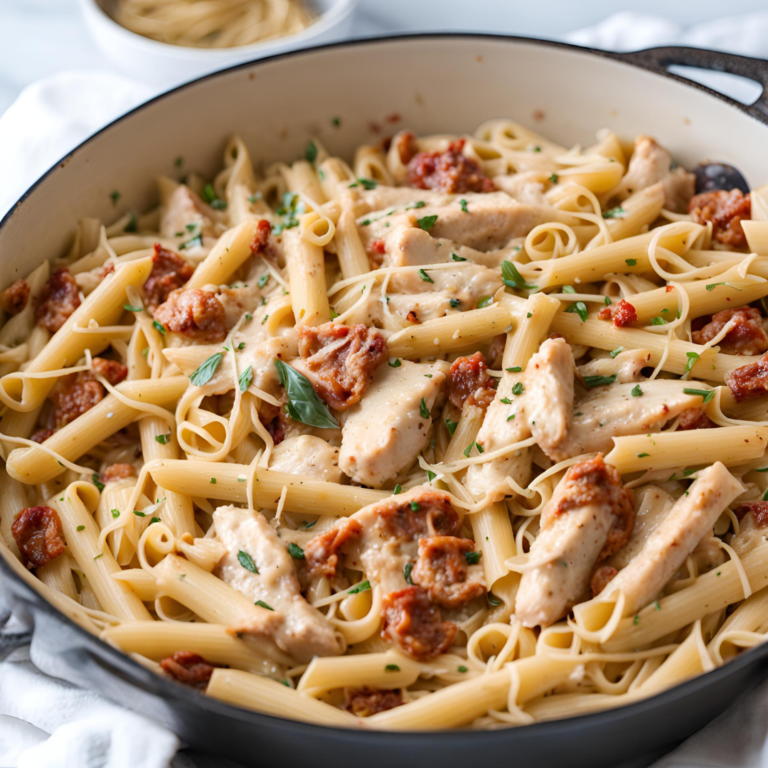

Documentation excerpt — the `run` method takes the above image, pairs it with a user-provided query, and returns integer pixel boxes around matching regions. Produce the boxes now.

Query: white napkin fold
[3,11,768,768]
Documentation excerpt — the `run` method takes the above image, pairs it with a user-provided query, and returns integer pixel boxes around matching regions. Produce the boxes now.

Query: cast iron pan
[2,33,768,768]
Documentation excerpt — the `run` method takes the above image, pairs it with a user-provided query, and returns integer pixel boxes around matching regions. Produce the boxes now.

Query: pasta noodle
[1,122,766,732]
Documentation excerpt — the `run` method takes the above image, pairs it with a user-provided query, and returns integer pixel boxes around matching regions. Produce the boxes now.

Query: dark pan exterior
[2,33,768,768]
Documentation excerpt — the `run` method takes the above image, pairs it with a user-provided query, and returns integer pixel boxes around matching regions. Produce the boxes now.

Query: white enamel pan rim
[2,33,768,739]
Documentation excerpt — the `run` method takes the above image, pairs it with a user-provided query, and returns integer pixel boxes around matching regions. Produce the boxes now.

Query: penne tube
[148,460,386,516]
[102,621,292,673]
[285,221,331,326]
[207,669,356,726]
[387,305,512,360]
[550,310,756,383]
[6,376,187,485]
[0,257,153,414]
[53,482,151,622]
[187,219,263,289]
[605,426,768,474]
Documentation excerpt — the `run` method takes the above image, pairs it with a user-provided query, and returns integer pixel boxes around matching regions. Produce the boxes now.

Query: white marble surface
[3,0,768,115]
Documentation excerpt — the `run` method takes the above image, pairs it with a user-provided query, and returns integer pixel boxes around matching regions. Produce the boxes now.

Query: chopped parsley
[124,212,138,233]
[273,191,304,235]
[348,580,371,595]
[410,501,420,511]
[123,304,142,312]
[110,190,121,206]
[650,317,666,326]
[238,550,259,574]
[417,268,434,283]
[111,509,120,519]
[549,173,558,183]
[451,253,468,262]
[625,258,637,266]
[446,419,458,436]
[404,562,414,585]
[512,382,524,396]
[563,285,576,294]
[416,215,438,231]
[683,388,715,404]
[506,366,522,373]
[610,347,624,358]
[76,525,85,532]
[685,352,700,375]
[385,664,400,672]
[288,543,305,560]
[487,593,502,607]
[393,484,403,495]
[602,205,625,219]
[155,434,170,444]
[458,665,469,673]
[92,474,105,492]
[255,600,274,611]
[459,199,469,213]
[463,442,475,458]
[419,398,430,419]
[477,296,493,308]
[203,183,227,210]
[247,192,263,204]
[349,178,377,190]
[465,551,481,565]
[631,384,643,397]
[210,478,217,484]
[305,140,318,163]
[638,453,650,458]
[257,274,270,288]
[449,298,461,308]
[389,358,402,368]
[565,301,588,323]
[153,320,166,335]
[584,374,617,389]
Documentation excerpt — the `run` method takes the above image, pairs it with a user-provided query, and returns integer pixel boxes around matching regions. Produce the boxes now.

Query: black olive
[694,163,749,195]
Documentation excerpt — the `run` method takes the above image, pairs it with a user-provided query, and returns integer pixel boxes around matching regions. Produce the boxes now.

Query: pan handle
[614,46,768,119]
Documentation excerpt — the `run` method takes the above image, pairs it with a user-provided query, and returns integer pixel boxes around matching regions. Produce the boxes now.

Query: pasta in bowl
[1,118,768,731]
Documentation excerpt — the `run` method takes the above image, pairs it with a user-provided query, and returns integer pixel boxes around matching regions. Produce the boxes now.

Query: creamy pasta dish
[2,120,768,730]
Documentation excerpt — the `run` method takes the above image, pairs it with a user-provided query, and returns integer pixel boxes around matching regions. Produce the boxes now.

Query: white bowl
[79,0,357,87]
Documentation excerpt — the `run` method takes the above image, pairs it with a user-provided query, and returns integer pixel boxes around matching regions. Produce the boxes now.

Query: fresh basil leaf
[501,261,537,291]
[190,353,223,387]
[239,365,253,392]
[275,360,339,429]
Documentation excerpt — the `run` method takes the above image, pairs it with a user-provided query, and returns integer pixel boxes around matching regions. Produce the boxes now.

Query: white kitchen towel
[3,10,768,768]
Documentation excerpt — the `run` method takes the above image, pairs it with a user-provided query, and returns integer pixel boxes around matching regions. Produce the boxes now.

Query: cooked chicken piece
[304,487,484,660]
[606,485,675,572]
[599,463,743,615]
[361,192,562,252]
[339,360,448,487]
[524,343,702,461]
[610,136,694,213]
[387,264,502,310]
[380,225,507,269]
[525,338,575,455]
[163,336,294,399]
[160,185,223,240]
[578,349,651,384]
[213,506,343,662]
[463,368,531,502]
[515,455,634,628]
[553,382,703,462]
[269,436,344,484]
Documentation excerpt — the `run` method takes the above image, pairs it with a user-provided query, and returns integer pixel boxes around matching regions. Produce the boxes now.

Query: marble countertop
[3,0,768,115]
